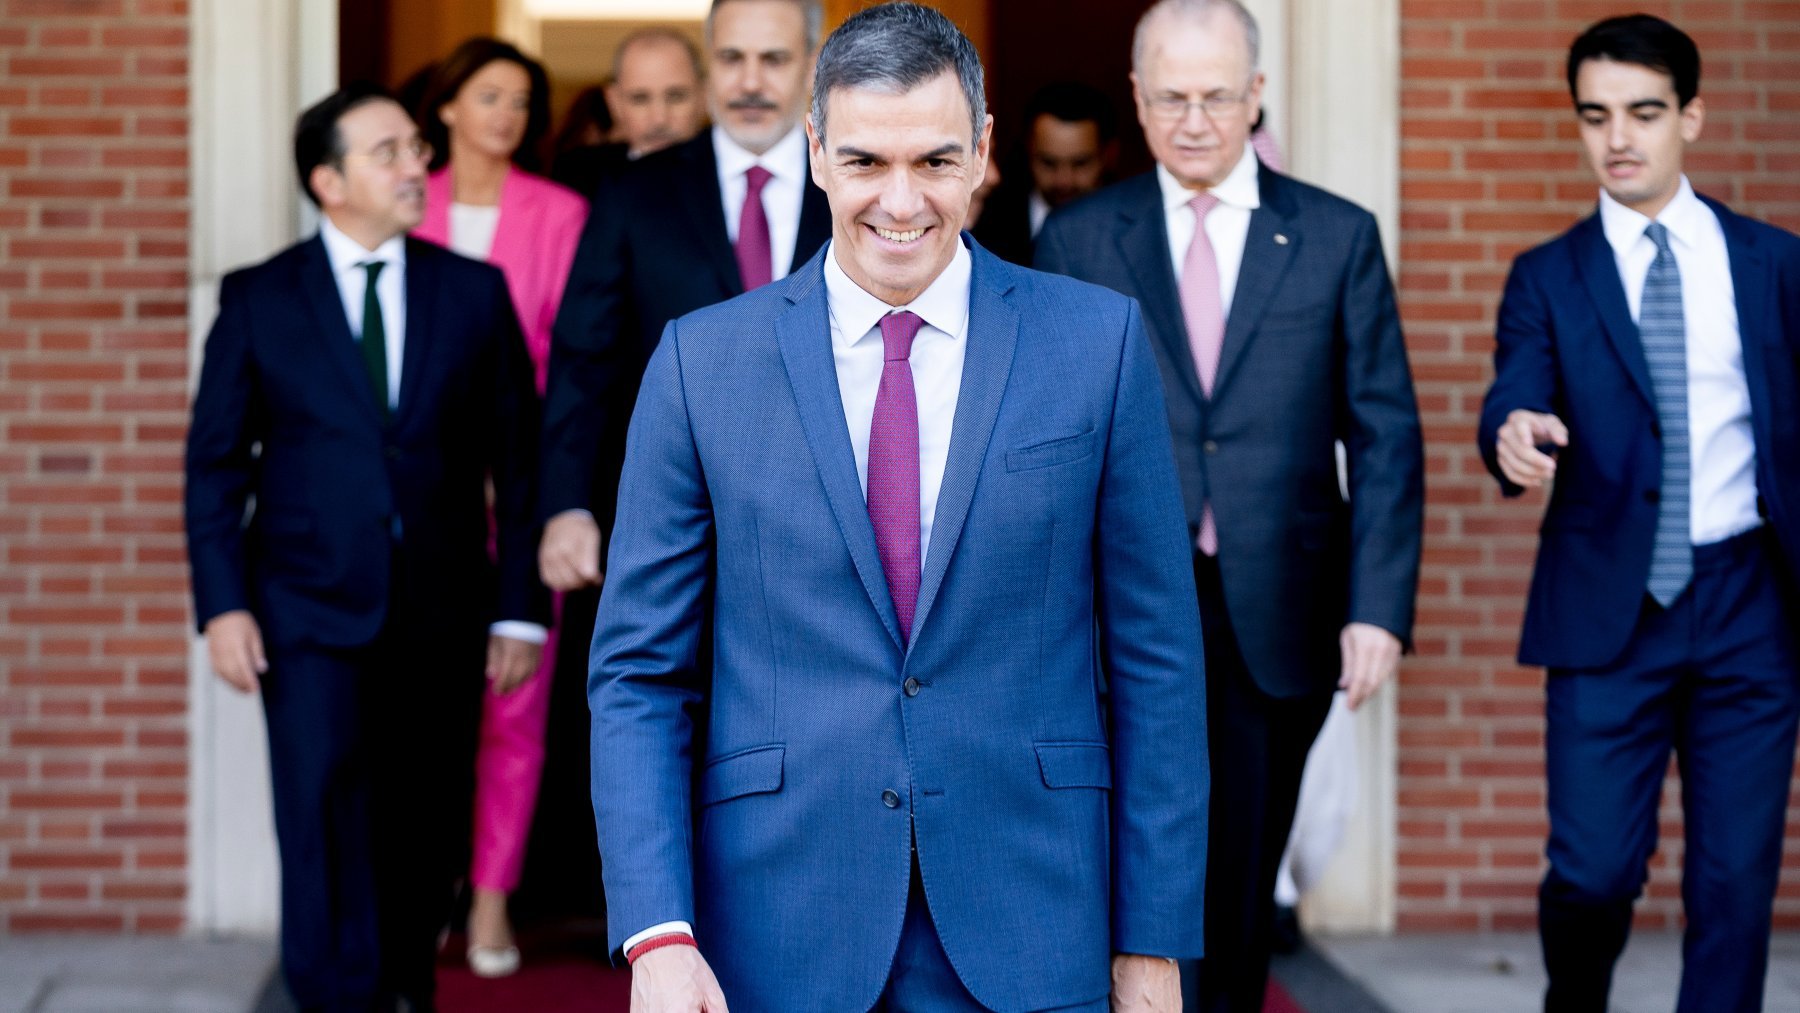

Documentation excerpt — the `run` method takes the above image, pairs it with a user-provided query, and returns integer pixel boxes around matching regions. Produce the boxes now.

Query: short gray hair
[810,2,987,145]
[1133,0,1261,77]
[705,0,824,55]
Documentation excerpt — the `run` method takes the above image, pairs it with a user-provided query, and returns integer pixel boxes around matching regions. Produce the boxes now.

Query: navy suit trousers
[1541,528,1799,1013]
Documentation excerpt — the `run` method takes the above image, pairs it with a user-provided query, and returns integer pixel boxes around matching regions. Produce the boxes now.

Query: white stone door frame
[186,0,337,936]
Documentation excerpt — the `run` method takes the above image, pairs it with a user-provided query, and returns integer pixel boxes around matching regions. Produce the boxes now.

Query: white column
[1285,0,1401,934]
[185,0,337,937]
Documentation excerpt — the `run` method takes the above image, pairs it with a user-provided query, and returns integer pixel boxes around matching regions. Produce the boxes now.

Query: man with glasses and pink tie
[185,83,547,1011]
[1037,1,1423,1009]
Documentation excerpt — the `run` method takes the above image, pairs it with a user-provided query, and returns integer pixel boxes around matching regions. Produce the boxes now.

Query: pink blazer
[416,166,588,394]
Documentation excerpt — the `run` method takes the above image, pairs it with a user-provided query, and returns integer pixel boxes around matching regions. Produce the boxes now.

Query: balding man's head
[608,29,706,157]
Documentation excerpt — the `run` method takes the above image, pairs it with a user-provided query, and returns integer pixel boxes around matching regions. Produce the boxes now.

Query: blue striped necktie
[1640,222,1691,607]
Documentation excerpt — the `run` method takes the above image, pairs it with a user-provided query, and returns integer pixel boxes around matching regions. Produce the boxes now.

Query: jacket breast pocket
[698,743,785,806]
[1035,741,1112,790]
[1005,429,1097,472]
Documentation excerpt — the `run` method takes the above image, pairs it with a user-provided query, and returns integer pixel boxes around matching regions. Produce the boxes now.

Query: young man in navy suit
[589,5,1207,1010]
[1479,16,1800,1012]
[185,84,548,1011]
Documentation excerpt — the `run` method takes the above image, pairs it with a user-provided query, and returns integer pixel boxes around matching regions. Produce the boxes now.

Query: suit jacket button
[1644,490,1660,504]
[881,789,901,809]
[1203,440,1219,454]
[903,677,920,697]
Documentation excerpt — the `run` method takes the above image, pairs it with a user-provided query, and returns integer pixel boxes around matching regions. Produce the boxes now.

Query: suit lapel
[298,236,383,428]
[681,137,745,297]
[1114,177,1203,406]
[1570,213,1655,410]
[774,254,905,650]
[1212,164,1298,398]
[911,248,1019,649]
[1711,197,1778,453]
[395,239,437,428]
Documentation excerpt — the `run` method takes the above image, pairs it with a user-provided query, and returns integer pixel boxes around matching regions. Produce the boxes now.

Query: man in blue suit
[185,84,548,1011]
[589,6,1208,1011]
[1479,16,1800,1012]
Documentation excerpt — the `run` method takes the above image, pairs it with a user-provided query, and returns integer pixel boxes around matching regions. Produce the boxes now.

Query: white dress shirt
[1598,177,1761,545]
[1028,190,1052,239]
[447,202,501,260]
[826,239,972,566]
[714,124,808,283]
[621,241,973,957]
[318,216,546,646]
[1158,145,1261,320]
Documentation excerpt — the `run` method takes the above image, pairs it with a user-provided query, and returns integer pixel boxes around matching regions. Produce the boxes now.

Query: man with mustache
[184,83,548,1010]
[1479,15,1800,1012]
[540,0,832,601]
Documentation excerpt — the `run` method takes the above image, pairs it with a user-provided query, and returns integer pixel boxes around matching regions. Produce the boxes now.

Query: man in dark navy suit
[1479,16,1800,1013]
[184,83,548,1011]
[1036,2,1422,1009]
[537,0,834,592]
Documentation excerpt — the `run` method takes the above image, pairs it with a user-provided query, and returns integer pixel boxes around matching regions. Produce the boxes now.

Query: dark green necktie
[359,260,391,421]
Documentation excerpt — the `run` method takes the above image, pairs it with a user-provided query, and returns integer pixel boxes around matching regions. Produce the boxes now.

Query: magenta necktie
[1180,192,1223,555]
[735,165,774,291]
[868,311,923,642]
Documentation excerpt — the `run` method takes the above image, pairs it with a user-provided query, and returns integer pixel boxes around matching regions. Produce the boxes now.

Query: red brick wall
[0,0,192,932]
[1397,0,1800,931]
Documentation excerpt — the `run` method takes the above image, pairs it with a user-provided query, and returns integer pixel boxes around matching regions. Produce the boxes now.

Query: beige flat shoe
[467,943,521,978]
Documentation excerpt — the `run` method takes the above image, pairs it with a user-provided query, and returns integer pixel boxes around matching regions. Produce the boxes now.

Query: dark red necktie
[868,311,923,642]
[735,165,774,290]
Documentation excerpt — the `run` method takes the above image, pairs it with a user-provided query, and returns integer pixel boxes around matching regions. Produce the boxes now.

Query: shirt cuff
[488,620,549,645]
[623,920,695,956]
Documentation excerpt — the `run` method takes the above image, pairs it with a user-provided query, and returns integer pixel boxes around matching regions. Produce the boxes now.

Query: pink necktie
[735,165,774,291]
[868,311,923,642]
[1180,192,1223,555]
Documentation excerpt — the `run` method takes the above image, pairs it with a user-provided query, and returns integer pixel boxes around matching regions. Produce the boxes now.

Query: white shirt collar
[319,215,406,275]
[1157,144,1262,214]
[1599,175,1706,257]
[713,123,807,185]
[824,237,973,351]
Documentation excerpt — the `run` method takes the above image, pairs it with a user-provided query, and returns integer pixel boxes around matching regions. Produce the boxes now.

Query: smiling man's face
[808,70,990,306]
[1574,56,1703,218]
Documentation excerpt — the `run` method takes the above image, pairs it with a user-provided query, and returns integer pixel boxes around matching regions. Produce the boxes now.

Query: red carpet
[437,932,1311,1012]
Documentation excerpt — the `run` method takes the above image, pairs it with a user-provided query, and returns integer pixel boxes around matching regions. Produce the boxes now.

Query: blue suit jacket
[185,236,548,649]
[589,241,1209,1012]
[1478,197,1800,669]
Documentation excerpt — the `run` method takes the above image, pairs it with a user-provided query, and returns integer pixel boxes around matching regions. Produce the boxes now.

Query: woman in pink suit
[414,37,587,978]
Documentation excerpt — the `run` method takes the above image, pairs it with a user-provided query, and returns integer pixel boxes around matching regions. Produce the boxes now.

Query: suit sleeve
[587,319,713,955]
[541,181,634,521]
[1337,211,1425,646]
[184,273,260,630]
[1478,255,1561,498]
[1094,299,1210,959]
[486,274,552,626]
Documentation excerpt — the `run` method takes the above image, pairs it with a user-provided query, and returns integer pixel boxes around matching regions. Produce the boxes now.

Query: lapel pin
[1274,233,1289,245]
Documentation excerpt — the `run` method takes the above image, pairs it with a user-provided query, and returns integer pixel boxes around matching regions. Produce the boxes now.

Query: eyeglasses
[341,137,434,168]
[1144,90,1252,123]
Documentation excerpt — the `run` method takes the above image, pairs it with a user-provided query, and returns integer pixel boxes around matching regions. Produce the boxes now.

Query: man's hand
[540,509,603,591]
[1494,409,1568,489]
[631,945,729,1013]
[204,610,267,693]
[1339,621,1402,711]
[1111,953,1180,1012]
[486,634,543,694]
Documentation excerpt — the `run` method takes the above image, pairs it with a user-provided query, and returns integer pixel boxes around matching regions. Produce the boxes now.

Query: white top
[1028,189,1051,239]
[1598,176,1761,545]
[1157,146,1261,320]
[713,124,808,283]
[826,239,973,568]
[317,217,546,646]
[447,202,501,260]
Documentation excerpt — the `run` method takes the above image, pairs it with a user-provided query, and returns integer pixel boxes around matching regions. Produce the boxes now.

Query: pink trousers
[469,593,560,893]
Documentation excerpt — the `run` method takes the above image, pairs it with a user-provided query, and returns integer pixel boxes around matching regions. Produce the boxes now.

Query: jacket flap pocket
[1035,741,1112,789]
[1006,429,1097,472]
[699,744,785,806]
